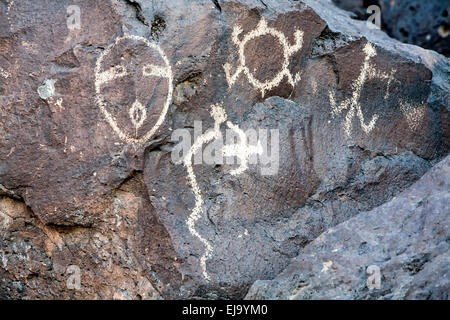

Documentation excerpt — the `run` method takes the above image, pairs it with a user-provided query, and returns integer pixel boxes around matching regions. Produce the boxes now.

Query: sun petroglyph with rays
[223,17,304,98]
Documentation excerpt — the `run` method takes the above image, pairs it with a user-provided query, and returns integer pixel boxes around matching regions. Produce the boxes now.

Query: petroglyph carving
[223,17,304,97]
[95,35,173,144]
[223,122,263,176]
[128,100,147,131]
[400,100,427,131]
[0,67,11,79]
[5,0,14,31]
[183,104,263,280]
[329,43,398,137]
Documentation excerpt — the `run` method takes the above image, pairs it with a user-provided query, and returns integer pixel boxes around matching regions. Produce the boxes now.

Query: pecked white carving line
[183,104,226,281]
[183,104,262,280]
[329,42,398,137]
[223,17,304,97]
[5,1,14,31]
[399,99,426,131]
[0,67,10,79]
[223,121,263,176]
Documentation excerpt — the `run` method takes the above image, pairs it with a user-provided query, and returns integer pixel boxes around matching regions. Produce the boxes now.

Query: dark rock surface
[246,155,450,300]
[0,0,448,299]
[332,0,450,56]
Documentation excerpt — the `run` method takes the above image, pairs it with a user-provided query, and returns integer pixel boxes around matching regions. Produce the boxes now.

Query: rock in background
[246,154,450,300]
[332,0,450,56]
[0,0,449,299]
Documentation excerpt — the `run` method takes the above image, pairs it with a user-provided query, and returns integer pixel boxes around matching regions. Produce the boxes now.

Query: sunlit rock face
[0,0,448,299]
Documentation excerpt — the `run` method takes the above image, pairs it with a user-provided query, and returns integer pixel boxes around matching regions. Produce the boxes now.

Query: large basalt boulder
[0,0,448,299]
[245,155,450,300]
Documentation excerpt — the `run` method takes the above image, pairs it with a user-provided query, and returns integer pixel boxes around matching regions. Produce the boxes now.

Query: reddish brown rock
[0,0,448,299]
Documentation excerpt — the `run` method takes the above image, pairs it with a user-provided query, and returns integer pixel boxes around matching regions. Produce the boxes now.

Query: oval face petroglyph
[95,35,173,144]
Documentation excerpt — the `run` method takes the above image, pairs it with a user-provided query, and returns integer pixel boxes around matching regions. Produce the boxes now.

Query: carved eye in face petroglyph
[223,17,304,97]
[95,35,173,144]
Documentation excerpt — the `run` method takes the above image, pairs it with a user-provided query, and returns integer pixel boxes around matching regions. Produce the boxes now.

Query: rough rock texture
[332,0,450,56]
[0,0,449,299]
[246,155,450,300]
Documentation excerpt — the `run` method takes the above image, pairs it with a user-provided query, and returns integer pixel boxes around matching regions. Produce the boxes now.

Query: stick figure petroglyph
[223,17,304,97]
[183,103,263,280]
[329,42,398,137]
[95,34,173,144]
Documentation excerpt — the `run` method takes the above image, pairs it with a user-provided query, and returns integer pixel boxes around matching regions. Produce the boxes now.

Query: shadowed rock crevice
[211,0,222,12]
[117,172,183,298]
[309,26,349,58]
[124,0,149,27]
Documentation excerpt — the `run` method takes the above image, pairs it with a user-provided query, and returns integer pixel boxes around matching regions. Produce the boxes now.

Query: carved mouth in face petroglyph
[129,100,147,130]
[95,35,173,144]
